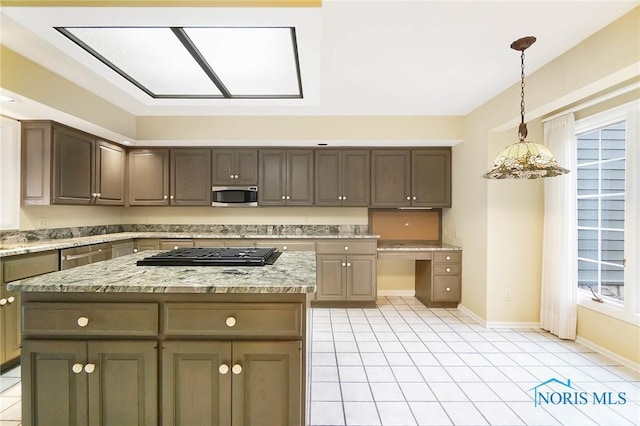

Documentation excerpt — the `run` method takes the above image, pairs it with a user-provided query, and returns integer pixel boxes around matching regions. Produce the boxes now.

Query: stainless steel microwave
[211,186,258,207]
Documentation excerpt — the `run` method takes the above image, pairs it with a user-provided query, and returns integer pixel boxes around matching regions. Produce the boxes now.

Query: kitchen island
[8,250,316,426]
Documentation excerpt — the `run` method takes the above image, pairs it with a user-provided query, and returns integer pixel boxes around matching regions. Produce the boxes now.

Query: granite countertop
[0,232,380,258]
[7,251,316,294]
[376,241,462,251]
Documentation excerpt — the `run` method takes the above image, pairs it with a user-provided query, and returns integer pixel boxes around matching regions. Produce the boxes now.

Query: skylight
[56,26,303,99]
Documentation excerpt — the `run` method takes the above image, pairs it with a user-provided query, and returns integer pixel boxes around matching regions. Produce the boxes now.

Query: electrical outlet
[39,217,49,228]
[504,291,512,302]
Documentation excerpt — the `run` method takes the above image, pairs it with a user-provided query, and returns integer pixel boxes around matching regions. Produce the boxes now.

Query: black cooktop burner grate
[136,247,281,266]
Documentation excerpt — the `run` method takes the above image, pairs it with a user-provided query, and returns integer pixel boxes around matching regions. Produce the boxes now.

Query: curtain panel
[541,113,577,339]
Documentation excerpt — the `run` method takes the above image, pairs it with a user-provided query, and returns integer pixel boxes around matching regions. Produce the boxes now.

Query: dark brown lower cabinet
[22,340,157,426]
[163,340,301,426]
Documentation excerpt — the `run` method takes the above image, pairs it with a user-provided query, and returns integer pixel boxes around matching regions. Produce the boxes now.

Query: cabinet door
[346,255,376,301]
[316,255,347,301]
[21,121,53,205]
[343,150,370,206]
[259,150,287,206]
[128,149,170,206]
[87,341,157,426]
[314,150,341,206]
[235,149,258,185]
[163,341,232,426]
[159,239,195,250]
[412,149,451,207]
[212,149,236,186]
[370,150,411,207]
[53,126,94,205]
[232,341,302,426]
[1,285,21,364]
[171,149,212,206]
[95,140,125,205]
[287,150,314,206]
[21,340,88,426]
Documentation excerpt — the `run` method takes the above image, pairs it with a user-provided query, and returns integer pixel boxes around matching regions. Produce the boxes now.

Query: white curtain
[540,113,577,339]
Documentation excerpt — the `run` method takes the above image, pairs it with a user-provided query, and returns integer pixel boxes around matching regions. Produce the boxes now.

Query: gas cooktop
[136,247,281,267]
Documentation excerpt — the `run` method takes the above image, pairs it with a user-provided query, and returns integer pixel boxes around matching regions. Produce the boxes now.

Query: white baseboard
[576,336,640,372]
[377,290,415,297]
[457,304,540,329]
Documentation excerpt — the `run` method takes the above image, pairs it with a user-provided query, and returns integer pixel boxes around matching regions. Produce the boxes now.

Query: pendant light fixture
[482,36,569,179]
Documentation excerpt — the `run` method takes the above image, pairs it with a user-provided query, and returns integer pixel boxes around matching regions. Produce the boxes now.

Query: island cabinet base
[20,292,312,426]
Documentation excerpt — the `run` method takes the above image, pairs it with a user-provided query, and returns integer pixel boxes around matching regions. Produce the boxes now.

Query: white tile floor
[1,296,638,426]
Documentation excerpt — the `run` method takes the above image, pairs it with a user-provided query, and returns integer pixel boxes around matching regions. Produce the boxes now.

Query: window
[575,102,639,320]
[576,121,626,301]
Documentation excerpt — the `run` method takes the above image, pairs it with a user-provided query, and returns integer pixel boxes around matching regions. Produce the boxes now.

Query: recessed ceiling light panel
[56,26,303,100]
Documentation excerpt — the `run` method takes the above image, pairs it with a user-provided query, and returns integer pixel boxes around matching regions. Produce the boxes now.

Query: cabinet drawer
[2,251,59,282]
[23,303,158,337]
[255,241,316,252]
[433,263,461,275]
[164,303,302,338]
[159,239,194,250]
[431,276,461,302]
[433,251,461,263]
[316,241,377,255]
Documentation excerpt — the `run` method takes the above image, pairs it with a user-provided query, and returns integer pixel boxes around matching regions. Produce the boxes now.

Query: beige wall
[20,205,124,230]
[577,306,640,365]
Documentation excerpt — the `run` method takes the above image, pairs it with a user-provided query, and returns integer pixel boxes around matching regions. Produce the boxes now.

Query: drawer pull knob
[225,317,237,327]
[84,364,96,374]
[281,195,286,199]
[232,364,243,375]
[283,246,288,251]
[234,175,239,179]
[342,262,346,267]
[412,196,417,200]
[7,296,15,304]
[230,174,234,179]
[163,195,168,199]
[218,364,230,375]
[72,363,84,374]
[133,248,138,253]
[0,298,6,306]
[446,287,451,292]
[446,255,451,261]
[347,262,351,267]
[77,317,89,327]
[174,246,179,250]
[406,196,410,200]
[446,267,451,273]
[344,246,349,251]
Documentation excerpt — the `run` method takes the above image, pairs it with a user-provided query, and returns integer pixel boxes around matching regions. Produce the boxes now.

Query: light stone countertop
[376,242,462,251]
[8,250,316,294]
[0,232,380,258]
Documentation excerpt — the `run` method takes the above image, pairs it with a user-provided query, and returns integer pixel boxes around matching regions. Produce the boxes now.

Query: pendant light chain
[518,49,527,141]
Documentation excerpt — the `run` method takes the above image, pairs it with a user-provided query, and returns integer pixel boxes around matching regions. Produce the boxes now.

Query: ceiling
[0,0,638,118]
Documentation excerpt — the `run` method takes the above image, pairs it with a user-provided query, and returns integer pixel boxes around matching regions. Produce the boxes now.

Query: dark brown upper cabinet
[128,149,170,206]
[259,149,314,206]
[315,150,370,206]
[21,121,125,206]
[212,149,258,186]
[371,148,451,208]
[170,149,212,206]
[411,149,451,207]
[94,140,126,205]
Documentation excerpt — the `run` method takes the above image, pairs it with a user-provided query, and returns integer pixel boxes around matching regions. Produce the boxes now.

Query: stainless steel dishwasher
[60,242,112,270]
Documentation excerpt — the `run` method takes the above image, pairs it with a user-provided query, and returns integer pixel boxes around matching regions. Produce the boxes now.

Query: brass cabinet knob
[342,262,346,267]
[72,363,84,374]
[283,246,288,251]
[218,364,230,375]
[77,317,89,327]
[163,195,168,199]
[7,296,15,304]
[84,364,96,374]
[406,196,410,200]
[344,246,349,251]
[446,287,451,292]
[412,196,416,200]
[225,317,237,327]
[232,364,243,375]
[286,196,291,200]
[446,255,451,261]
[347,262,351,267]
[234,175,239,179]
[0,298,6,306]
[446,267,451,273]
[281,195,286,200]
